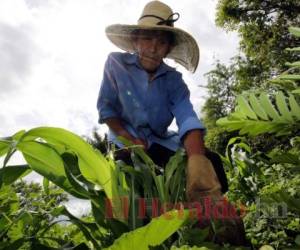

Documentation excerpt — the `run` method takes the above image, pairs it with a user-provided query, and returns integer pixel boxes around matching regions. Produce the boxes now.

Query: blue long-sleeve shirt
[97,52,205,151]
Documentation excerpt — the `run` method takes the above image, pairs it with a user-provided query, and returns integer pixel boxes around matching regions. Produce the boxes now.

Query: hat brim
[105,24,200,73]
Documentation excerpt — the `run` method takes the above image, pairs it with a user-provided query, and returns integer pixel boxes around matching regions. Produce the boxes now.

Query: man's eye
[158,39,168,45]
[141,36,152,40]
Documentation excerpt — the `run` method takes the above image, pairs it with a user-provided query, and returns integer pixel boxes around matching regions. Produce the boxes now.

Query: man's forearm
[104,117,135,141]
[183,129,206,157]
[104,117,147,148]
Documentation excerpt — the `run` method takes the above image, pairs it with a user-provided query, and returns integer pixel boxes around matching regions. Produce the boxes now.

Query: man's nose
[148,38,159,52]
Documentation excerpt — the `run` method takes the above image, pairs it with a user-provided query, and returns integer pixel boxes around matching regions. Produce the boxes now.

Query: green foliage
[0,181,90,249]
[216,91,300,136]
[105,210,190,250]
[216,0,300,74]
[203,0,300,154]
[214,26,300,249]
[2,127,231,249]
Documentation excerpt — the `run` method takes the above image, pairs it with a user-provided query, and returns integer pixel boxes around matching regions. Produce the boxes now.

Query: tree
[202,0,300,153]
[216,0,300,82]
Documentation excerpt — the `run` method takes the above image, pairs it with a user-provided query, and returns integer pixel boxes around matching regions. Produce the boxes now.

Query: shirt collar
[123,53,175,78]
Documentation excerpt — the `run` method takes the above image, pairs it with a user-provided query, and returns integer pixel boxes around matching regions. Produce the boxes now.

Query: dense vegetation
[201,0,300,247]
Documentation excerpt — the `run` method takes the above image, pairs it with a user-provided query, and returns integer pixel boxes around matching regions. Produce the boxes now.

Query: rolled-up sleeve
[167,72,205,139]
[97,54,120,123]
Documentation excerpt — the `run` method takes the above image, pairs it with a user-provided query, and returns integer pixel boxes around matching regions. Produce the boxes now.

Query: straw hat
[105,1,200,73]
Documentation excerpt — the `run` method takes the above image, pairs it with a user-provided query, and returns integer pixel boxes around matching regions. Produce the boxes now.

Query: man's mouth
[142,55,160,63]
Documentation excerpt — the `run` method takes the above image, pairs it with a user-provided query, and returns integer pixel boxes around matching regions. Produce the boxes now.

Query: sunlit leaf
[275,91,293,122]
[259,93,281,121]
[17,141,87,199]
[0,165,31,187]
[105,209,189,250]
[249,93,268,120]
[289,26,300,37]
[21,127,120,202]
[237,96,257,120]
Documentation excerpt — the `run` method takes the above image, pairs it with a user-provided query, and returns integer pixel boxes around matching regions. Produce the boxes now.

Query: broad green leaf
[237,96,257,120]
[59,206,101,249]
[249,93,268,120]
[275,91,293,122]
[216,118,246,131]
[61,153,91,198]
[0,165,31,186]
[12,130,26,141]
[91,195,129,237]
[17,141,87,199]
[259,93,281,121]
[289,95,300,120]
[105,209,189,250]
[0,140,11,157]
[289,27,300,37]
[21,127,118,201]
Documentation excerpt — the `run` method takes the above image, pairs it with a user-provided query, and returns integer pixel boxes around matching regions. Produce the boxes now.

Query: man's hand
[186,154,222,202]
[131,137,147,150]
[104,117,147,150]
[183,130,222,202]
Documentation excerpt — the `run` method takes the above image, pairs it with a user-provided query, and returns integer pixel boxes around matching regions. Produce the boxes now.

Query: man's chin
[141,62,160,73]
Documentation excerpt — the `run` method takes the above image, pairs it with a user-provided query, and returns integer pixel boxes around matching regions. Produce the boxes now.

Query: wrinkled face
[132,30,173,73]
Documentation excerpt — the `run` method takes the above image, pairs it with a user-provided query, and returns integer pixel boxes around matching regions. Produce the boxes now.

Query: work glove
[186,154,222,202]
[186,154,249,246]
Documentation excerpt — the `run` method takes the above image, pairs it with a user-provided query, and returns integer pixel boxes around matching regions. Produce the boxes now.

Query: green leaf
[285,61,300,68]
[289,95,300,120]
[21,127,120,203]
[289,27,300,37]
[286,47,300,52]
[17,141,87,199]
[4,238,26,250]
[268,152,300,165]
[0,140,11,158]
[154,175,166,203]
[259,93,281,121]
[275,91,293,122]
[295,234,300,246]
[278,74,300,80]
[12,130,26,141]
[105,209,189,250]
[292,89,300,94]
[249,93,268,120]
[0,165,31,186]
[259,245,275,250]
[61,153,91,199]
[237,96,257,120]
[59,205,102,249]
[43,177,49,195]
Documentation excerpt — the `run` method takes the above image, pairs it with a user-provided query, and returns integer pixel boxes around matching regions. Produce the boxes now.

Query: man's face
[133,30,173,74]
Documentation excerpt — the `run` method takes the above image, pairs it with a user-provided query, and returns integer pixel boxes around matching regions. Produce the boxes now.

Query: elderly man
[97,0,227,203]
[97,1,248,245]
